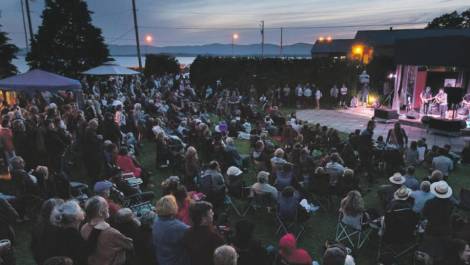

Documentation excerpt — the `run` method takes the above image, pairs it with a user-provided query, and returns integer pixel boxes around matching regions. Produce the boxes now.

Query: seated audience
[410,181,434,213]
[250,171,278,200]
[214,245,238,265]
[423,181,455,237]
[278,233,313,265]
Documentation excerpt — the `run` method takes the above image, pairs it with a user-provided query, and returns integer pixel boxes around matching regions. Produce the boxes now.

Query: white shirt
[295,86,303,97]
[303,88,312,97]
[315,90,322,99]
[340,86,348,95]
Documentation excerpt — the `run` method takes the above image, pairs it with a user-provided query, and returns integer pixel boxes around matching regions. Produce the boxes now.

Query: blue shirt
[410,190,435,213]
[404,176,419,191]
[152,216,189,265]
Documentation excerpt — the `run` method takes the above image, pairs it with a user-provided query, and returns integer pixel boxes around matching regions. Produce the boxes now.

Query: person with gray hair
[80,196,133,265]
[214,245,238,265]
[410,181,435,213]
[48,200,87,265]
[250,171,278,200]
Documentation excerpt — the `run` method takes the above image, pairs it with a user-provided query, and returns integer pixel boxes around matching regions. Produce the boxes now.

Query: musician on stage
[462,93,470,117]
[435,88,448,118]
[420,86,433,115]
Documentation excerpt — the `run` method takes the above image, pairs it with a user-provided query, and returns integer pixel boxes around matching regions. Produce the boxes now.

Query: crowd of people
[0,71,469,265]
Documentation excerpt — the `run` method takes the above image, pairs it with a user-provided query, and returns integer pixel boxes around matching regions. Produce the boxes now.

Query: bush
[144,54,179,77]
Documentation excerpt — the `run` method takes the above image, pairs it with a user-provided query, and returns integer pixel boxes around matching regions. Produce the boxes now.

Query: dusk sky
[1,0,469,48]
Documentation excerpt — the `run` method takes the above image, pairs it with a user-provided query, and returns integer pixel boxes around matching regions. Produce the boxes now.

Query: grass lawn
[13,133,470,265]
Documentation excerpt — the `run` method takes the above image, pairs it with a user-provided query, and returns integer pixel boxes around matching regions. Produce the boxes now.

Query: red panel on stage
[414,70,427,109]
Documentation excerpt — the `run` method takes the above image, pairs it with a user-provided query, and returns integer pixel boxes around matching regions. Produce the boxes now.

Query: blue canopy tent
[0,69,82,91]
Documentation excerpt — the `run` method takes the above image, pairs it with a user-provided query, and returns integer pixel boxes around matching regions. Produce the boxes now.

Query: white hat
[226,166,243,176]
[389,173,406,185]
[430,181,453,199]
[394,186,411,200]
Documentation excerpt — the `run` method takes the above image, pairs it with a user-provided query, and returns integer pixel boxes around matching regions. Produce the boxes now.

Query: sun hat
[226,166,243,176]
[257,171,270,183]
[389,172,406,185]
[430,180,453,199]
[93,180,113,194]
[394,186,411,200]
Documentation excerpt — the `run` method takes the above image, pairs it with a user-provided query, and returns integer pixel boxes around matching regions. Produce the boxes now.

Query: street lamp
[232,33,239,56]
[145,34,153,44]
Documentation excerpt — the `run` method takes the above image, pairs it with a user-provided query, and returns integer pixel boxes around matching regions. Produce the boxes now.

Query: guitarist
[435,88,448,118]
[420,86,433,115]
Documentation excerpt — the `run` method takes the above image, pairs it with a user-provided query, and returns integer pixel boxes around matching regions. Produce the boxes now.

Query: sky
[1,0,469,48]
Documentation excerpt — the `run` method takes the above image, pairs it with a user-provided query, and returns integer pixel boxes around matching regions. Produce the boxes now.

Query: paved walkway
[296,107,467,151]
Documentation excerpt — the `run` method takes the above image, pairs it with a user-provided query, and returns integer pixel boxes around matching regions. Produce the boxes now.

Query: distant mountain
[18,43,312,57]
[107,43,312,57]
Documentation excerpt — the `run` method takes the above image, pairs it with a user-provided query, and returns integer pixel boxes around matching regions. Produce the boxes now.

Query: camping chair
[458,188,470,211]
[242,190,277,216]
[224,194,242,216]
[378,208,420,264]
[276,203,306,240]
[308,173,333,211]
[335,212,373,249]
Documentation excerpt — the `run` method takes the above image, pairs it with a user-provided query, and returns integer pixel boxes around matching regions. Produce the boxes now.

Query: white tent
[82,63,140,76]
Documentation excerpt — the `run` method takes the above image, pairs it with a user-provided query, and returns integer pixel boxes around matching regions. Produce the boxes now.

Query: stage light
[318,36,325,42]
[326,36,332,42]
[352,45,363,55]
[232,33,239,40]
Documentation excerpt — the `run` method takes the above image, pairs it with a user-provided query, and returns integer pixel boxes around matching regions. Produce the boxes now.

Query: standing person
[81,196,133,265]
[295,84,303,108]
[82,119,103,183]
[0,118,15,165]
[435,88,448,118]
[386,122,408,149]
[339,84,348,108]
[330,85,339,106]
[303,85,312,108]
[152,195,189,265]
[183,201,224,265]
[420,86,434,115]
[358,120,375,182]
[315,87,323,110]
[282,84,291,106]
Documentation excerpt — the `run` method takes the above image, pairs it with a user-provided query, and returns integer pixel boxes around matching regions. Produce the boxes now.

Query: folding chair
[224,195,242,216]
[276,205,306,240]
[335,212,372,249]
[378,208,420,264]
[242,190,276,216]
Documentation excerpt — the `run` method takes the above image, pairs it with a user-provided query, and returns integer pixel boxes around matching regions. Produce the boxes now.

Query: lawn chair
[335,212,372,249]
[224,194,242,216]
[276,204,306,240]
[378,208,420,264]
[242,190,276,216]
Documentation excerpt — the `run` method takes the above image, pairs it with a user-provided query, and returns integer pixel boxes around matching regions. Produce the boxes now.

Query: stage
[296,106,467,151]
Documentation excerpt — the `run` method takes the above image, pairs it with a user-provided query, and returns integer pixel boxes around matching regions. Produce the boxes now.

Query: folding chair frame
[335,212,372,249]
[276,209,306,240]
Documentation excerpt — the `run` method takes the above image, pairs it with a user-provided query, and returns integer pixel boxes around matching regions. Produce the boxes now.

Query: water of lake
[12,56,196,73]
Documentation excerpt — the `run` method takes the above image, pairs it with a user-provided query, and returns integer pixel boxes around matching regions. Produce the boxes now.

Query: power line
[139,21,428,30]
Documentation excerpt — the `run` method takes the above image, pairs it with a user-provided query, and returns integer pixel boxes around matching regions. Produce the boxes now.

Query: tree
[0,25,19,78]
[26,0,110,76]
[426,9,470,29]
[144,54,179,77]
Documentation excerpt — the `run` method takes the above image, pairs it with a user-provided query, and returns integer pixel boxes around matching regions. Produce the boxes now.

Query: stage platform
[296,106,467,151]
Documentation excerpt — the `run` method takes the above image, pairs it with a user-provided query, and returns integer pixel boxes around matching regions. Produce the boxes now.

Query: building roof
[395,36,470,67]
[355,28,470,47]
[311,39,355,55]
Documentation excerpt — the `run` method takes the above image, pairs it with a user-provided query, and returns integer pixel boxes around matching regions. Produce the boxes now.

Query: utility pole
[131,0,143,69]
[280,27,283,57]
[19,0,29,51]
[24,0,34,43]
[260,20,264,58]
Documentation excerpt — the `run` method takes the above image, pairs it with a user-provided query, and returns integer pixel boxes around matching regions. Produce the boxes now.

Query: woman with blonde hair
[152,195,189,265]
[339,190,366,230]
[184,146,200,189]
